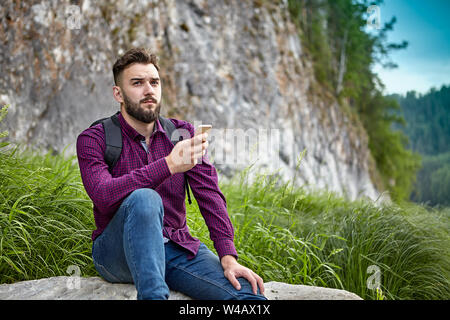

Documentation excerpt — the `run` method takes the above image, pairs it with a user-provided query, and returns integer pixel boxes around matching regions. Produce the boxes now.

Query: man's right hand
[165,132,209,174]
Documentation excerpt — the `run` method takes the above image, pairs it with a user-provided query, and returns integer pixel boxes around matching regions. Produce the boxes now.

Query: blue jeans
[92,188,266,300]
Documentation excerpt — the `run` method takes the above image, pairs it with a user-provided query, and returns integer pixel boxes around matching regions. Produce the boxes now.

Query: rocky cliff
[0,0,381,201]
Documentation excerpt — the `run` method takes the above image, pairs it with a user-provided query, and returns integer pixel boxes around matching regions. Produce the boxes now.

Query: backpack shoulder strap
[103,113,122,171]
[158,116,180,145]
[90,118,108,127]
[158,115,193,205]
[90,112,122,173]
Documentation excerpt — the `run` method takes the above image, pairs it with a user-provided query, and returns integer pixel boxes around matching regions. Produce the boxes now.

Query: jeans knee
[126,188,164,221]
[129,188,162,204]
[231,278,268,300]
[232,291,268,301]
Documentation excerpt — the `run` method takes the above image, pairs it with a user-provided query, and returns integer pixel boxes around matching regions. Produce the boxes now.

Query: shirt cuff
[146,157,172,188]
[215,239,238,260]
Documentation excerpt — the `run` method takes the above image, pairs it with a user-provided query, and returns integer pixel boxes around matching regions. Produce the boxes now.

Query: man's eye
[134,81,142,85]
[151,80,159,86]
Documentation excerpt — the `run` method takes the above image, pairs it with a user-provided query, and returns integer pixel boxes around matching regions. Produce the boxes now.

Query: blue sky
[370,0,450,95]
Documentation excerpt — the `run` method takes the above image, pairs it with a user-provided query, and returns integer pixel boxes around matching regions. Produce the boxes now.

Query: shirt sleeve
[183,123,238,260]
[76,126,172,216]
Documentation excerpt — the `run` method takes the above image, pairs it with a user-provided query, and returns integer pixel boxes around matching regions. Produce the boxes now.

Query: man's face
[115,63,162,123]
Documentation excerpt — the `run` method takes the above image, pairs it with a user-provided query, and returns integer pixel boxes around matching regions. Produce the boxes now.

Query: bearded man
[76,48,266,300]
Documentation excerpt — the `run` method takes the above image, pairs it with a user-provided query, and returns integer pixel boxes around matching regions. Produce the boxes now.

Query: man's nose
[143,81,155,95]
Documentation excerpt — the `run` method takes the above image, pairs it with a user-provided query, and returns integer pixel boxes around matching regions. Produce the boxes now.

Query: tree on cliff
[287,0,421,202]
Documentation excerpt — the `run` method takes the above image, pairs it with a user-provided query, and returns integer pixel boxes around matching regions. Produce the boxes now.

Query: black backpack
[90,112,192,204]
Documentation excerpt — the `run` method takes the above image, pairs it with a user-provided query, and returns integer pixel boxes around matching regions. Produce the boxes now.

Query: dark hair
[112,48,160,85]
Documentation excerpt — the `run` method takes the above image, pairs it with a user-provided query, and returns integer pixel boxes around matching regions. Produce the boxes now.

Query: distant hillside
[390,85,450,206]
[390,85,450,155]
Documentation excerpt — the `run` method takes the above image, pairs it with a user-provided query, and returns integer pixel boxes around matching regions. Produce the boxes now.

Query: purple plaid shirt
[76,113,237,259]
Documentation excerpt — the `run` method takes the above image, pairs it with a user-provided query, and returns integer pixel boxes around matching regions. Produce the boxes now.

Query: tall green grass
[0,145,96,282]
[205,167,450,300]
[0,127,449,299]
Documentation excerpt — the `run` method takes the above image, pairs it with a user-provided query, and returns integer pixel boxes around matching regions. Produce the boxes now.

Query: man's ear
[112,86,124,104]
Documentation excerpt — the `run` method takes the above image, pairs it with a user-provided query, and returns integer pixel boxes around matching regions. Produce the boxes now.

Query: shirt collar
[118,112,165,141]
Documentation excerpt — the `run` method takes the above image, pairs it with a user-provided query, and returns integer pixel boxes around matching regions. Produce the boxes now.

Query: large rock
[0,276,362,300]
[0,0,383,203]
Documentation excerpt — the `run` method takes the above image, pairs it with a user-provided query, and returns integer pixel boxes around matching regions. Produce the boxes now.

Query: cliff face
[0,0,381,201]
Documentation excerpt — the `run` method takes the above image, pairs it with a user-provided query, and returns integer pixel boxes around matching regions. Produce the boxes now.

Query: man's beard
[122,91,161,124]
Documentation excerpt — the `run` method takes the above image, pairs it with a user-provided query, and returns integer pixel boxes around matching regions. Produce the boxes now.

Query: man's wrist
[220,255,238,268]
[165,156,176,175]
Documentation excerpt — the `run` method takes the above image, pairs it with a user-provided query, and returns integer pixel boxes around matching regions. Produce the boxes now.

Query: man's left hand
[221,255,265,296]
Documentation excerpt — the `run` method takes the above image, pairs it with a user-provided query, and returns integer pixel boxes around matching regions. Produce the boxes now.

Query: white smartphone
[196,124,212,135]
